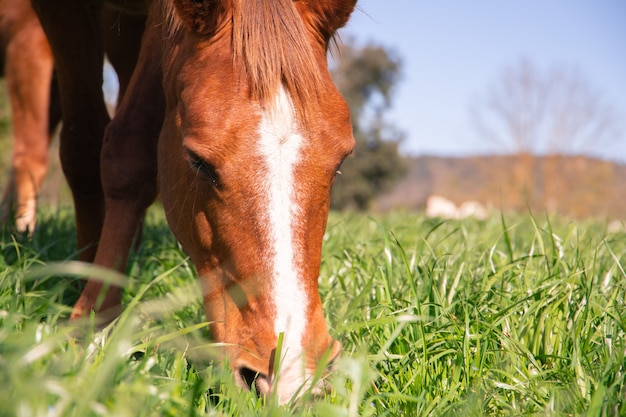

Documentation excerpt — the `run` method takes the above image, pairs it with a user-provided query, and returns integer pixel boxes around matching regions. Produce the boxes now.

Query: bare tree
[472,58,622,156]
[471,59,623,211]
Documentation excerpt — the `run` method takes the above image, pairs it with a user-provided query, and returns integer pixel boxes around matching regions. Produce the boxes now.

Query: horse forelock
[163,0,327,126]
[232,0,325,124]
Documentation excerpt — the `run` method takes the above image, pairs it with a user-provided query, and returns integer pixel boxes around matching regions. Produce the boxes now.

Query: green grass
[1,206,624,416]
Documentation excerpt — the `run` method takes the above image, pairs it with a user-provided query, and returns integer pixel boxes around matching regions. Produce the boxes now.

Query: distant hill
[375,154,626,219]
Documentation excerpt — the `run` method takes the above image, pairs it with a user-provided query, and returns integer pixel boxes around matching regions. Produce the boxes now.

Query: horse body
[31,0,356,402]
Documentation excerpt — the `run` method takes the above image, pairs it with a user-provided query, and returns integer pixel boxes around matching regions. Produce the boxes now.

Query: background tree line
[375,58,625,219]
[2,45,623,218]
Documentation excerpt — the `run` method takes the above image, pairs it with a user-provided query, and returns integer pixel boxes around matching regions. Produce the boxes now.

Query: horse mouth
[234,340,342,403]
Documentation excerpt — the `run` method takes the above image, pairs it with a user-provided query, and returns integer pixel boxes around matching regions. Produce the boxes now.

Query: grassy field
[0,206,624,416]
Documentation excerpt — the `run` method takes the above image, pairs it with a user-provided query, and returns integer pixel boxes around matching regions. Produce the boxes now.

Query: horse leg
[2,16,53,234]
[71,19,163,319]
[102,5,146,103]
[48,73,62,142]
[102,6,147,251]
[31,0,109,262]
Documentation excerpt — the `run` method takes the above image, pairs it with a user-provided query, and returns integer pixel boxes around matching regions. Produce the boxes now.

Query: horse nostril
[238,367,258,390]
[238,367,271,396]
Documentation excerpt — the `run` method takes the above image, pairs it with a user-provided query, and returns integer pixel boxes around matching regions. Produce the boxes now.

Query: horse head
[158,0,356,402]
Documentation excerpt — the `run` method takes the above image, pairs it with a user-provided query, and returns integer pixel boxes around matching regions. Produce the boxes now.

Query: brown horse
[31,0,356,403]
[0,0,60,233]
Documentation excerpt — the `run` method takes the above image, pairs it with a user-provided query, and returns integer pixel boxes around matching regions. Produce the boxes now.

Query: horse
[31,0,357,403]
[0,0,60,233]
[0,0,144,234]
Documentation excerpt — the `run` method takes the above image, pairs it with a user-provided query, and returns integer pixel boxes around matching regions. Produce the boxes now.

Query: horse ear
[172,0,226,35]
[322,0,357,32]
[299,0,357,43]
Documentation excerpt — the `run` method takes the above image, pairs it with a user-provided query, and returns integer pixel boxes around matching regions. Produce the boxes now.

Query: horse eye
[335,153,351,177]
[189,153,220,187]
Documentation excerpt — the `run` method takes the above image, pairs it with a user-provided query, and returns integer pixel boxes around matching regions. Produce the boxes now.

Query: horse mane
[163,0,326,125]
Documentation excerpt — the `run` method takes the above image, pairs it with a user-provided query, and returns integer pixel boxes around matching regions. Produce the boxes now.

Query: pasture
[1,206,624,416]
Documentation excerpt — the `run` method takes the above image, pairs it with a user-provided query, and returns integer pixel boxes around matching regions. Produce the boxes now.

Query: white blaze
[257,87,308,402]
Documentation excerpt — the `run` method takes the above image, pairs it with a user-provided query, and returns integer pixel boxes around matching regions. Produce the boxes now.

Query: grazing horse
[0,0,60,233]
[31,0,356,403]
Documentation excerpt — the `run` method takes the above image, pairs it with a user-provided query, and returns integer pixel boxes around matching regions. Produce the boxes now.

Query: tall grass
[1,206,624,416]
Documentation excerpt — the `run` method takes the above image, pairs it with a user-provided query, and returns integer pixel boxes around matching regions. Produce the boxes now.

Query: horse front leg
[1,12,54,234]
[31,0,108,262]
[70,19,164,320]
[102,4,146,103]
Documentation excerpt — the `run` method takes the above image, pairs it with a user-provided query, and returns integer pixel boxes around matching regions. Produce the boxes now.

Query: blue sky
[342,1,626,162]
